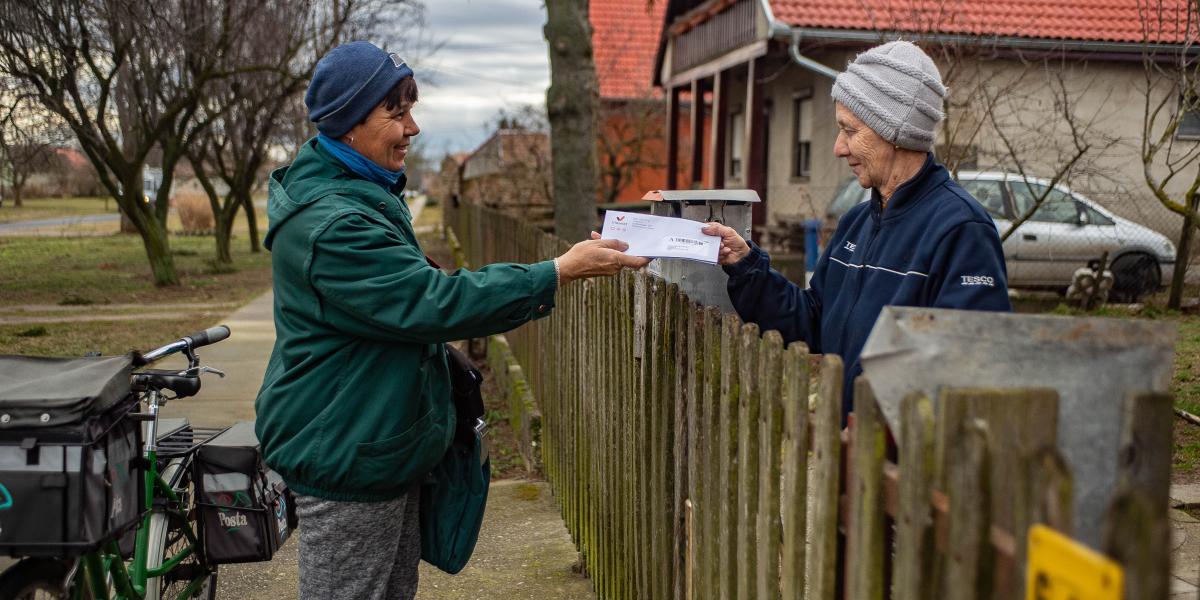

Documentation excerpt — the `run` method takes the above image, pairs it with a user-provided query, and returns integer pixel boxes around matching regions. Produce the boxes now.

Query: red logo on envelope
[616,216,625,222]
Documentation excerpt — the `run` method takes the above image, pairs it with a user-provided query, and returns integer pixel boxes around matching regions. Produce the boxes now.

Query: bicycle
[0,325,234,599]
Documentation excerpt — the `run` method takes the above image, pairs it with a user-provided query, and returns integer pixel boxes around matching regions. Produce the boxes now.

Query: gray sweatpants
[295,488,421,600]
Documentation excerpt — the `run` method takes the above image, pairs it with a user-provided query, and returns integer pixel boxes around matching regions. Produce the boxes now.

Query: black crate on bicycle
[0,354,144,557]
[193,420,294,564]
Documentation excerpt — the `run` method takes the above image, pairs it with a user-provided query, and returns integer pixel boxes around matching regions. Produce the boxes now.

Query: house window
[1179,92,1200,139]
[793,94,812,178]
[729,110,744,176]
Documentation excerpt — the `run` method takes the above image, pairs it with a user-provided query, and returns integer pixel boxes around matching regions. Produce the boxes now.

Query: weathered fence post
[672,289,691,600]
[779,342,810,600]
[717,313,740,600]
[755,331,784,599]
[1106,391,1174,600]
[848,379,887,600]
[701,306,723,600]
[808,355,844,600]
[735,323,760,600]
[943,410,993,599]
[894,392,936,600]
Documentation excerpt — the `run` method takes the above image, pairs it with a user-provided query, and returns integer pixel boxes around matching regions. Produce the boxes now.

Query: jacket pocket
[349,409,449,491]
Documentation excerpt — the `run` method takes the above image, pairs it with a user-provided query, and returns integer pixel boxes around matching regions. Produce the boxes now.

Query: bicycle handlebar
[136,324,231,365]
[184,325,230,349]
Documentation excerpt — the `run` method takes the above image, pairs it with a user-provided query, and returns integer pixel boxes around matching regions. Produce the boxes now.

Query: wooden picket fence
[445,200,1174,600]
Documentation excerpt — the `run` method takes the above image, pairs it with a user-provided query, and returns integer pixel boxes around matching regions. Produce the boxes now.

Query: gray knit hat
[831,41,946,152]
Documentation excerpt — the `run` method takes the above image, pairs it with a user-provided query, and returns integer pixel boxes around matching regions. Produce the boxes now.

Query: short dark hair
[381,76,418,113]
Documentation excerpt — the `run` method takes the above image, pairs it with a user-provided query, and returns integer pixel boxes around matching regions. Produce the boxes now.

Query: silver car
[825,172,1176,298]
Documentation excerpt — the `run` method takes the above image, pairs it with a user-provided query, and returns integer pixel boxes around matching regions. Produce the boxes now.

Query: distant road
[0,213,119,232]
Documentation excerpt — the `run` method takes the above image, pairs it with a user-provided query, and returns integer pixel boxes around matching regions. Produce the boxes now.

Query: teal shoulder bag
[419,344,490,574]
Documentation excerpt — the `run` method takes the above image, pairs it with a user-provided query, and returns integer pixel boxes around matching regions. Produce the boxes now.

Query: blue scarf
[317,133,405,190]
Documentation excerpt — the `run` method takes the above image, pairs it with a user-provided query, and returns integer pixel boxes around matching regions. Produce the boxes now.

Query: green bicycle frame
[68,412,211,599]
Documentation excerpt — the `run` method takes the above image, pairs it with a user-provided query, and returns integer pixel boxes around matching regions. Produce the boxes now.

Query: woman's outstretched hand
[556,234,652,284]
[700,222,750,265]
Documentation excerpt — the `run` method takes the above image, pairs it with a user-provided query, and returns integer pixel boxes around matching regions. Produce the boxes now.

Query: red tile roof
[769,0,1197,45]
[592,0,667,99]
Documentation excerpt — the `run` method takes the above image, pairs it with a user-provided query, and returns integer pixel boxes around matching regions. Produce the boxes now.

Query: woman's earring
[349,136,356,144]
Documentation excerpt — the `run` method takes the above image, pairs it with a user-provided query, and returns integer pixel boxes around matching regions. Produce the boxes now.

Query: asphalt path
[0,213,119,232]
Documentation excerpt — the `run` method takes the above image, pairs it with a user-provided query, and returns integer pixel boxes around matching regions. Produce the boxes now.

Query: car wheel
[1109,252,1160,303]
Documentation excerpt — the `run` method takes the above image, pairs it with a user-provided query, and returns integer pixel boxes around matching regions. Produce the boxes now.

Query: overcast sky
[403,0,550,157]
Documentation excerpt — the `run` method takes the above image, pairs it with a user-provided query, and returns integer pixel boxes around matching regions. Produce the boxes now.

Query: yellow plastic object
[1026,524,1123,600]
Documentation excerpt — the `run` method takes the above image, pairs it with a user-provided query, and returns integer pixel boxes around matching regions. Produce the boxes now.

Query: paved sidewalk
[156,291,275,428]
[1172,507,1200,599]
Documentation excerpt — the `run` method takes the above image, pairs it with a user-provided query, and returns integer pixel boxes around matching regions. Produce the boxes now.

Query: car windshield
[828,177,866,217]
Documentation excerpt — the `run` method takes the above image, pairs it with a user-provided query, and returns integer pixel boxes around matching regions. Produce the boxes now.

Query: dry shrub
[174,192,214,234]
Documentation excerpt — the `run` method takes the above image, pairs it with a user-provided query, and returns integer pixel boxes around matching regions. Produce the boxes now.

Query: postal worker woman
[255,40,647,600]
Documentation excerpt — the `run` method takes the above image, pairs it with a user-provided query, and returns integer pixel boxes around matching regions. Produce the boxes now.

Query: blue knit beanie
[305,41,415,138]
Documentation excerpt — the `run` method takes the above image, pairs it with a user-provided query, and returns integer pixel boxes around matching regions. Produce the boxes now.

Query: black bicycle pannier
[193,421,294,564]
[0,354,143,556]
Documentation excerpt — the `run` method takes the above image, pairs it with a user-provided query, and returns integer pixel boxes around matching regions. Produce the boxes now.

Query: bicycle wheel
[0,558,93,599]
[144,460,217,600]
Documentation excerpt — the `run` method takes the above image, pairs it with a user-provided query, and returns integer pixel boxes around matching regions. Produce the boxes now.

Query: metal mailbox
[644,189,760,312]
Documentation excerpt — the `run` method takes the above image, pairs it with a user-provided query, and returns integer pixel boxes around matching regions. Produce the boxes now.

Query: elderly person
[703,41,1011,421]
[255,41,647,600]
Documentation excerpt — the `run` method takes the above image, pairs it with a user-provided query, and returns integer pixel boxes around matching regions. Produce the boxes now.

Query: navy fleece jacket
[724,154,1011,419]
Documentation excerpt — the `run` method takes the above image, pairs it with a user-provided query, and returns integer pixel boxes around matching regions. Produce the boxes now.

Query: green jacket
[255,139,557,501]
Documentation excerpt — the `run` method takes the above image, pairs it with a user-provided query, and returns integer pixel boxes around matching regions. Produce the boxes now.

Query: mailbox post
[644,189,760,312]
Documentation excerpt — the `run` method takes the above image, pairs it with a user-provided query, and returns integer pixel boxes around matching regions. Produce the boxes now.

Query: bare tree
[981,64,1121,243]
[0,85,63,207]
[190,0,433,263]
[920,37,1123,240]
[544,0,600,240]
[597,96,665,204]
[0,0,264,286]
[1138,0,1200,308]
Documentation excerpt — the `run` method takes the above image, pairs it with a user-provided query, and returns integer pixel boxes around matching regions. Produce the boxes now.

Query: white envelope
[600,210,720,264]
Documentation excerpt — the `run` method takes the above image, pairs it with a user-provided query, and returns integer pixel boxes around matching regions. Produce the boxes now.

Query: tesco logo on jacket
[960,275,995,287]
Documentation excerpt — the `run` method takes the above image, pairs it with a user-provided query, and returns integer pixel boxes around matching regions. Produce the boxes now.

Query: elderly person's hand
[700,223,750,266]
[556,236,651,284]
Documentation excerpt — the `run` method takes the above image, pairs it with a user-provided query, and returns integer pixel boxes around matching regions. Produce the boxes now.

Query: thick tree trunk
[1168,193,1198,309]
[9,171,27,207]
[140,223,177,287]
[214,210,234,265]
[210,197,236,266]
[544,0,600,242]
[194,163,236,265]
[124,194,179,286]
[241,190,261,253]
[115,171,178,286]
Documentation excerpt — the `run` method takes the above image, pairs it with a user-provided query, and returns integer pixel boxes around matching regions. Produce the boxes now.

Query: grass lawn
[0,316,220,357]
[0,235,271,306]
[0,196,118,224]
[1170,315,1200,482]
[0,232,271,356]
